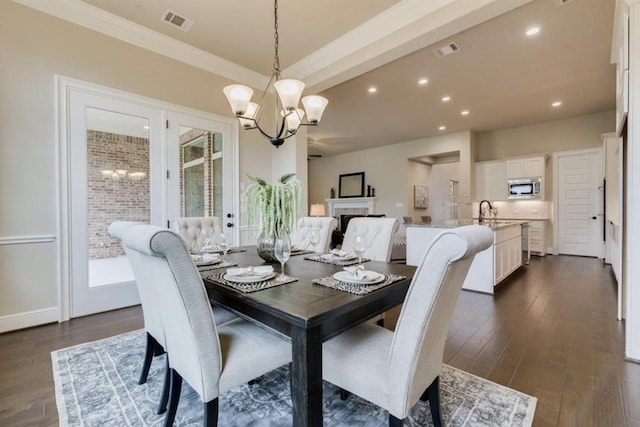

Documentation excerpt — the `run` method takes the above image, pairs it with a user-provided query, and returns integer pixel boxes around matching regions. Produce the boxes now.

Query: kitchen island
[406,220,525,294]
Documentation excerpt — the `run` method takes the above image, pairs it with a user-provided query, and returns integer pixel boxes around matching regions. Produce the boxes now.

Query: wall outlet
[396,202,404,208]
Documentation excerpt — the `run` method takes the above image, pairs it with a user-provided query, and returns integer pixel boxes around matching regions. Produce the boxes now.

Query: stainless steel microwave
[507,178,542,199]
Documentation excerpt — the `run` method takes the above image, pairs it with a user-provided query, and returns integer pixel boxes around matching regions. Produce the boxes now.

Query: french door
[62,79,238,319]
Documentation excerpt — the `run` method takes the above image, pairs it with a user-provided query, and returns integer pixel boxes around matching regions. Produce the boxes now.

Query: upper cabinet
[612,0,630,136]
[475,161,507,201]
[506,156,545,179]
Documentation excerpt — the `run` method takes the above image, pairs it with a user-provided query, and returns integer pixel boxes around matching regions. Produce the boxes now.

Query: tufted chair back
[341,217,400,262]
[290,216,338,253]
[173,217,222,249]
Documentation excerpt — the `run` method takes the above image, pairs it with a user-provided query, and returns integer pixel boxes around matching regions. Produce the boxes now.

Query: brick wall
[87,130,150,259]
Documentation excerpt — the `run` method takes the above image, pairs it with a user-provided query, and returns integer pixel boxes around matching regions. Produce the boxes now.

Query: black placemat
[313,273,406,295]
[197,260,238,274]
[290,248,315,256]
[205,272,298,293]
[304,254,370,266]
[200,247,247,255]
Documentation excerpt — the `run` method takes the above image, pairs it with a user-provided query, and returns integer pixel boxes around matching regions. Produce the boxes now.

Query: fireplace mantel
[325,197,376,217]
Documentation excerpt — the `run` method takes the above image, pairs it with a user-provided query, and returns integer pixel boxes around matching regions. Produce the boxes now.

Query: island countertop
[407,219,528,230]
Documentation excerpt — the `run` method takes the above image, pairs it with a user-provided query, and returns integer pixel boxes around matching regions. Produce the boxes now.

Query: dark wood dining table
[202,248,416,427]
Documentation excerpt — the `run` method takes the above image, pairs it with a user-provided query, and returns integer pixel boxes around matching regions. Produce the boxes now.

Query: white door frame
[552,147,604,257]
[56,76,238,321]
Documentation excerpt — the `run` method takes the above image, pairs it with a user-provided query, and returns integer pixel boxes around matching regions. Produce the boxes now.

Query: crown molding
[11,0,269,89]
[286,0,533,93]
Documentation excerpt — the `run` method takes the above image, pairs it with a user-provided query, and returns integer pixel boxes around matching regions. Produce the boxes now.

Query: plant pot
[256,232,278,263]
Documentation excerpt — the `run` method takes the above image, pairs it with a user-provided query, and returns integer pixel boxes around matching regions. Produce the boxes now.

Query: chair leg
[203,398,219,427]
[139,332,157,385]
[157,356,171,415]
[164,369,183,427]
[389,414,404,426]
[420,376,443,427]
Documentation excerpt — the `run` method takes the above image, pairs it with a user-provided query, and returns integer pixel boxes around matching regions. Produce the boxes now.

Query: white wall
[308,131,474,221]
[430,162,462,222]
[0,2,273,327]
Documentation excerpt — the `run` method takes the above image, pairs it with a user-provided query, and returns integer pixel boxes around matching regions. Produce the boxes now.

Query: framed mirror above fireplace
[339,172,365,198]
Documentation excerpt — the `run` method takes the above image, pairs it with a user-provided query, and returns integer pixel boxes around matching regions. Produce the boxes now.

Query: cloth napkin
[226,265,274,279]
[342,265,379,281]
[330,249,350,258]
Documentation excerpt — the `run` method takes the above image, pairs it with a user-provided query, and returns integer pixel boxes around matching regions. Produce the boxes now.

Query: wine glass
[353,234,367,267]
[309,229,321,253]
[191,230,204,261]
[217,231,230,262]
[275,233,291,281]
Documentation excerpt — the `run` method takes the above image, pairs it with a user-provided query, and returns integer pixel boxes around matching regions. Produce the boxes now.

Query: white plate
[193,255,222,266]
[321,253,357,262]
[223,272,276,284]
[333,271,385,285]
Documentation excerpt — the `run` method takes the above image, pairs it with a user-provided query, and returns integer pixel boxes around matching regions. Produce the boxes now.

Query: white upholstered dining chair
[290,216,338,253]
[321,225,493,426]
[108,221,237,415]
[121,224,292,426]
[341,217,400,262]
[173,216,223,249]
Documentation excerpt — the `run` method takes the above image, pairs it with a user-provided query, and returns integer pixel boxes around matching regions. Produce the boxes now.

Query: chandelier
[223,0,328,148]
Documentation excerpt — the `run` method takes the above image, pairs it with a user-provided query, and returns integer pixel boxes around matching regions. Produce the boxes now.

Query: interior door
[557,149,603,257]
[166,111,238,243]
[68,90,164,317]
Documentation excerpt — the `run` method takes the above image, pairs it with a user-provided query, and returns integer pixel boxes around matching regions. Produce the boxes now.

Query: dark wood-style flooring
[1,255,638,426]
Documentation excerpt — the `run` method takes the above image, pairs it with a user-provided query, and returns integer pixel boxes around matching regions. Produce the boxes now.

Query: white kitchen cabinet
[406,222,523,294]
[494,224,522,283]
[474,161,507,201]
[528,220,547,256]
[506,156,545,179]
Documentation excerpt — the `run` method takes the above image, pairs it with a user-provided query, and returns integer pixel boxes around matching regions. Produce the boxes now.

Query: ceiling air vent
[557,0,574,5]
[433,42,460,58]
[162,10,193,31]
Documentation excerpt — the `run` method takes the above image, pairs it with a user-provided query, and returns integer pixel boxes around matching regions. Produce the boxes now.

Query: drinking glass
[217,231,230,262]
[191,231,204,261]
[353,234,367,267]
[275,233,291,281]
[309,229,321,252]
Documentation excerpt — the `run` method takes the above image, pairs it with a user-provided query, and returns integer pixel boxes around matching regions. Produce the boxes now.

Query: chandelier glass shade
[223,0,328,148]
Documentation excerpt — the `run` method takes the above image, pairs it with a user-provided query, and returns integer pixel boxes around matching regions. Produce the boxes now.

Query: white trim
[0,307,58,333]
[0,235,56,245]
[552,147,604,257]
[56,75,239,321]
[13,0,531,96]
[12,0,268,90]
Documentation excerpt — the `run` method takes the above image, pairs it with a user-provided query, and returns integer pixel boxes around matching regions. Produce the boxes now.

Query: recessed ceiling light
[461,110,470,116]
[526,26,540,37]
[441,96,451,102]
[368,86,377,94]
[418,78,429,85]
[438,125,446,131]
[552,100,562,107]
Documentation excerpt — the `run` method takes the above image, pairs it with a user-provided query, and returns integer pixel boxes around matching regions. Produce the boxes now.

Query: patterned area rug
[51,330,536,426]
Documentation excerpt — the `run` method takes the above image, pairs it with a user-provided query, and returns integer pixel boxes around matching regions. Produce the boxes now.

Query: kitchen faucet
[478,200,493,224]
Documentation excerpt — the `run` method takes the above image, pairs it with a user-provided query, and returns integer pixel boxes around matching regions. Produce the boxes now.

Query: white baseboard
[0,307,59,333]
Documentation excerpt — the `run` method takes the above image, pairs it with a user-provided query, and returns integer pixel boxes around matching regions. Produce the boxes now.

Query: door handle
[226,222,234,228]
[592,216,597,220]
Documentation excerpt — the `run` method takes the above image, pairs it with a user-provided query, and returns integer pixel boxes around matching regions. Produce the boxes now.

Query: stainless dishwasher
[521,223,530,265]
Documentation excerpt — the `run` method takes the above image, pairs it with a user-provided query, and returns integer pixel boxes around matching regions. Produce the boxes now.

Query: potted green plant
[242,173,303,262]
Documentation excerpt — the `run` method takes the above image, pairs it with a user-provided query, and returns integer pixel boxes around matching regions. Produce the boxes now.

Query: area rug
[51,330,536,426]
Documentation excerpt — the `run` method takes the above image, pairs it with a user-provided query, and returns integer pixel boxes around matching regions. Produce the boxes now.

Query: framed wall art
[414,185,428,209]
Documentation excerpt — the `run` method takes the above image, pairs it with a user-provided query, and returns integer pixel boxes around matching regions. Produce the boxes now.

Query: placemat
[304,254,370,266]
[197,260,238,274]
[200,247,247,255]
[313,273,406,295]
[291,248,315,256]
[205,272,298,293]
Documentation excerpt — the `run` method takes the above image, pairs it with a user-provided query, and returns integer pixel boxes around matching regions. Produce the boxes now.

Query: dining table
[201,247,416,427]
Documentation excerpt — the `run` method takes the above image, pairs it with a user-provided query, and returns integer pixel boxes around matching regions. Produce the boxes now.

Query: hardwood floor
[1,255,638,426]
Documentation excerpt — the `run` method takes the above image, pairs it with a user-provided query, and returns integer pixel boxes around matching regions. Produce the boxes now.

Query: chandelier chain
[273,0,280,73]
